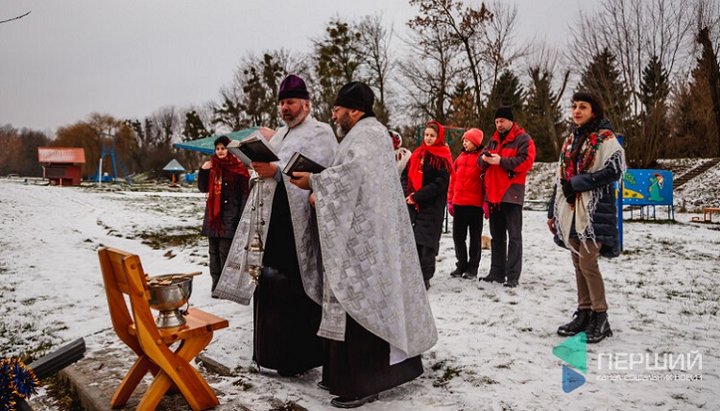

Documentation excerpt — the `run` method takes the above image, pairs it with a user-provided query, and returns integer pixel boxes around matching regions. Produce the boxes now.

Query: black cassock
[253,183,324,375]
[323,315,424,399]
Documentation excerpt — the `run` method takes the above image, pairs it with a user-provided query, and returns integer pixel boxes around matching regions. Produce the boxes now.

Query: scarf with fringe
[207,154,249,235]
[553,126,625,254]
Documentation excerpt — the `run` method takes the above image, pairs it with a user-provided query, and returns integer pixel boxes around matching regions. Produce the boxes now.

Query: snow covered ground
[1,165,718,410]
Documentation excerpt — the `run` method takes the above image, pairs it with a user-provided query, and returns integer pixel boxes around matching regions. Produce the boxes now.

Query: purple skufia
[278,74,309,100]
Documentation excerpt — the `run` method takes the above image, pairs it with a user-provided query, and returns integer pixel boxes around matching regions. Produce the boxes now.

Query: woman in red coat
[447,128,485,279]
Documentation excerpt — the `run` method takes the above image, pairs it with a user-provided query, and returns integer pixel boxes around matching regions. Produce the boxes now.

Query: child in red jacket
[447,128,485,279]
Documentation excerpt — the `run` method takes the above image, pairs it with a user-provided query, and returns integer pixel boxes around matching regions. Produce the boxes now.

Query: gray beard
[335,124,346,138]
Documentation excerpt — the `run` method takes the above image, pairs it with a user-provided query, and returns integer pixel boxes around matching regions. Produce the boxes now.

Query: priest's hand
[251,162,277,178]
[309,193,316,207]
[290,172,312,190]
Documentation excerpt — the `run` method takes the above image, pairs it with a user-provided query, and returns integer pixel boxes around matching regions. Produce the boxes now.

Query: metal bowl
[147,275,193,328]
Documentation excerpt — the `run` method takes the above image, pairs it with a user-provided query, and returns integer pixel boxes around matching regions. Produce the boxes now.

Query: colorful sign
[622,169,673,206]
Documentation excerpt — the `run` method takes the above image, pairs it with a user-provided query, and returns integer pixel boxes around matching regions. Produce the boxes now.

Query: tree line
[2,0,720,179]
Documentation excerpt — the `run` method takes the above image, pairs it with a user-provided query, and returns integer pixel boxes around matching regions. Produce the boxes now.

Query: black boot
[449,267,464,278]
[557,309,591,336]
[586,311,613,343]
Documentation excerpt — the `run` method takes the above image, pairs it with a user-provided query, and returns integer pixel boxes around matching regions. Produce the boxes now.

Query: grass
[431,359,462,387]
[134,229,204,250]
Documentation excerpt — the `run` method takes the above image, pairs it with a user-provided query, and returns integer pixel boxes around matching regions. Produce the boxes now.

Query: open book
[227,131,279,164]
[282,152,326,177]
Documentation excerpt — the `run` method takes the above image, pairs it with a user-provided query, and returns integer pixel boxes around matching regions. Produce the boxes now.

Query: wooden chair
[98,247,229,410]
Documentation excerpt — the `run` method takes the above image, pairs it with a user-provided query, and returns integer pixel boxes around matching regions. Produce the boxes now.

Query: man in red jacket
[479,106,536,288]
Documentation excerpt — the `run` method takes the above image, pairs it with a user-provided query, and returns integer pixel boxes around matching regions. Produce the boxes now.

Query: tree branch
[0,10,31,24]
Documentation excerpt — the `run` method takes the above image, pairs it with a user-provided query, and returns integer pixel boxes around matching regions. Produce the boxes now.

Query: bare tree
[570,0,694,115]
[408,0,493,122]
[357,14,395,125]
[481,1,527,96]
[398,23,463,124]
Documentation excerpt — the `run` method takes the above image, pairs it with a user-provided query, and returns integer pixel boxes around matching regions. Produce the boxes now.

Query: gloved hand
[448,204,455,216]
[561,179,576,204]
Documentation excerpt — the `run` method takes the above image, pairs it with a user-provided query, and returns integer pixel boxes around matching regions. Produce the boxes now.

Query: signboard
[622,169,673,206]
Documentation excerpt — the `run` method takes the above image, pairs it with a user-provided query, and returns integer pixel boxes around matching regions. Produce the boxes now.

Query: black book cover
[282,152,326,177]
[227,132,279,163]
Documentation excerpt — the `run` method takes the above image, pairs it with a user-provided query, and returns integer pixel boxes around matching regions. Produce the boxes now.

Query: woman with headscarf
[402,120,453,289]
[198,135,250,292]
[548,92,626,344]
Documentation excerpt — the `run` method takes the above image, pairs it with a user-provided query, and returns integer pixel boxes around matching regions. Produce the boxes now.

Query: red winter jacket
[447,149,484,207]
[479,124,536,205]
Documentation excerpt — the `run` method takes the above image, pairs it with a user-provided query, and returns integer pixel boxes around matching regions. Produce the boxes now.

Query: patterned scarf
[554,123,625,254]
[207,153,249,235]
[406,120,453,194]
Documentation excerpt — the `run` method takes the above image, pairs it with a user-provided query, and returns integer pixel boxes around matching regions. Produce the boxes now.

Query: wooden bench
[704,207,720,223]
[98,247,228,410]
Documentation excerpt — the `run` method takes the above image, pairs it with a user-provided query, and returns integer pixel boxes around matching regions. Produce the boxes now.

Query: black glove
[561,179,575,204]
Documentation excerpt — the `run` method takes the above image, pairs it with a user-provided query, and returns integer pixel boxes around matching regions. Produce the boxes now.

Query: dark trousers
[452,205,483,275]
[416,244,437,281]
[208,237,232,291]
[488,203,523,282]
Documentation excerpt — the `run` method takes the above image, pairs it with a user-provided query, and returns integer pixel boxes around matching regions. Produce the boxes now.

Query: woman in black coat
[198,136,250,292]
[402,120,452,289]
[547,92,626,344]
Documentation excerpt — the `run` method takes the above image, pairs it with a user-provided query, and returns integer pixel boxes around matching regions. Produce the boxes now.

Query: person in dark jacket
[447,128,485,279]
[479,106,536,288]
[547,92,626,344]
[198,135,250,292]
[402,120,452,290]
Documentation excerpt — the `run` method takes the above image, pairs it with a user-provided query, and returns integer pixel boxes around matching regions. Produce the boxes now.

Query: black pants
[208,237,232,291]
[452,205,483,275]
[488,203,523,282]
[416,244,437,282]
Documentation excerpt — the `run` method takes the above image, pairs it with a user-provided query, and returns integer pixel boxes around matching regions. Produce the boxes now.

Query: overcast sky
[1,0,584,133]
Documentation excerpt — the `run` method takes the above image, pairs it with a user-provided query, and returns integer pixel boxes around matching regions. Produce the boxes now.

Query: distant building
[37,147,86,186]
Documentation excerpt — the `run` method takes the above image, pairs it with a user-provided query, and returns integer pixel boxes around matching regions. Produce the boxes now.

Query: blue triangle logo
[562,365,586,393]
[552,332,587,373]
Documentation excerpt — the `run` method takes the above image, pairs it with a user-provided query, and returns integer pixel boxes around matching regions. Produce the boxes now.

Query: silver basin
[147,275,193,328]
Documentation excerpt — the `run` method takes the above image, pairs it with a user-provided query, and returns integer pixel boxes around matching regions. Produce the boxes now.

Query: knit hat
[278,74,309,101]
[462,128,483,147]
[333,82,375,115]
[494,106,514,122]
[389,130,402,150]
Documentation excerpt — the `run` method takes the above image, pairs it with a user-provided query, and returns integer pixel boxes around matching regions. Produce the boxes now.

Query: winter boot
[557,308,591,337]
[586,311,613,343]
[449,267,464,278]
